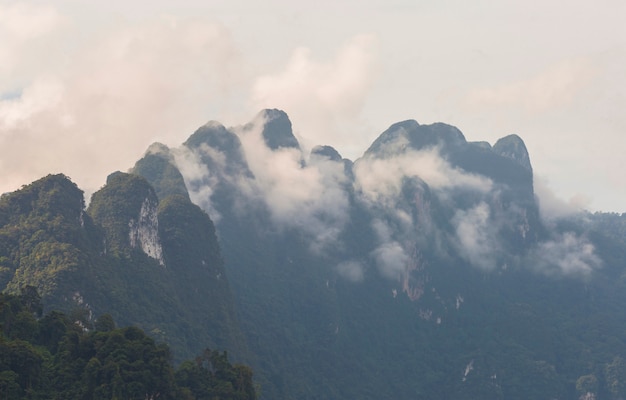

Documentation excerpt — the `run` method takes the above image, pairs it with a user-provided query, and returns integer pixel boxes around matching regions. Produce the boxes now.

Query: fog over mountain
[2,107,626,399]
[163,110,601,281]
[125,109,625,399]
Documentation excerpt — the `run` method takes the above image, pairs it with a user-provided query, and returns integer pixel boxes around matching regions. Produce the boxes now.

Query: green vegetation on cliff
[0,173,246,363]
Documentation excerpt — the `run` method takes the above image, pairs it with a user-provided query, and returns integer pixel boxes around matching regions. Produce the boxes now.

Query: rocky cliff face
[493,134,532,172]
[128,196,164,266]
[88,172,165,262]
[258,108,301,150]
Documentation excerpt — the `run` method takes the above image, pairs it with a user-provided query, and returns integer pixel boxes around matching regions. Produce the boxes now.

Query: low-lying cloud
[372,241,410,280]
[171,145,223,223]
[354,147,493,208]
[350,135,497,279]
[227,113,352,252]
[531,232,602,277]
[534,175,589,220]
[336,260,365,283]
[452,202,499,270]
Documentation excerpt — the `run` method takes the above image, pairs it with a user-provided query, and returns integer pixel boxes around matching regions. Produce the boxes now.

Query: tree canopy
[0,289,257,400]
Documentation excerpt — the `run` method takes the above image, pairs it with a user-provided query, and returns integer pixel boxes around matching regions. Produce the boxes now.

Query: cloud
[531,232,602,277]
[0,8,244,198]
[350,134,497,277]
[0,77,66,130]
[367,218,411,280]
[0,3,63,39]
[233,113,351,252]
[0,3,68,93]
[452,202,498,270]
[464,58,598,114]
[354,147,493,207]
[534,175,590,220]
[336,260,365,283]
[171,146,222,222]
[372,240,410,280]
[251,34,378,154]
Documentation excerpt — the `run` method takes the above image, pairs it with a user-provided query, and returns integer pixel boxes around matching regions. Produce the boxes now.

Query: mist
[0,6,244,198]
[532,232,602,277]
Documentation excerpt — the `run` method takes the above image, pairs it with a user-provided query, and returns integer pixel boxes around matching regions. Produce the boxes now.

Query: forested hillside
[0,289,256,399]
[0,173,246,363]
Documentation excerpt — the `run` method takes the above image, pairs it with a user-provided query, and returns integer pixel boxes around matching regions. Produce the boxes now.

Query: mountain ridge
[2,109,626,399]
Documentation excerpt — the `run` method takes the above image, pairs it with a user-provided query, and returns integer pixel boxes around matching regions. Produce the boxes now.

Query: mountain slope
[0,173,246,362]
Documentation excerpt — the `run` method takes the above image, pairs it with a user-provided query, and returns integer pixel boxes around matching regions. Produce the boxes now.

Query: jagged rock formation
[183,121,253,178]
[132,142,190,201]
[310,145,342,162]
[259,108,300,150]
[493,134,532,172]
[128,196,164,265]
[89,172,164,264]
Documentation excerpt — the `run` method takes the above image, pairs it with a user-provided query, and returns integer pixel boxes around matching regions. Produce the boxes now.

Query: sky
[1,0,625,212]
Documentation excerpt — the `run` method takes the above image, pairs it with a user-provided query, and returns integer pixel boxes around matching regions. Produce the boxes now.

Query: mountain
[132,109,625,400]
[2,109,626,399]
[0,172,246,363]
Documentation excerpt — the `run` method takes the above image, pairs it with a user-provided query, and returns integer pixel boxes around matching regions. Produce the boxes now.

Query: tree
[175,348,257,400]
[605,356,626,399]
[576,374,598,397]
[94,314,115,332]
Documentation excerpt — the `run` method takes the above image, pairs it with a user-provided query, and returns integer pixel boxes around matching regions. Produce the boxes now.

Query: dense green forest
[0,288,256,399]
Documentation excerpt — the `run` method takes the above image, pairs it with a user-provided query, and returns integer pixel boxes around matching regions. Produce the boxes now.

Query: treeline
[0,287,256,399]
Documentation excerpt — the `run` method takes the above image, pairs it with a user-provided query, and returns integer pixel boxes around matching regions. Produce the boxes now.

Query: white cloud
[534,175,590,220]
[0,3,63,39]
[0,77,66,130]
[368,218,411,280]
[532,232,602,277]
[336,260,365,283]
[172,146,222,222]
[464,58,598,114]
[0,3,68,92]
[452,202,498,270]
[234,113,351,252]
[251,34,378,154]
[354,147,493,207]
[372,240,409,280]
[0,10,244,198]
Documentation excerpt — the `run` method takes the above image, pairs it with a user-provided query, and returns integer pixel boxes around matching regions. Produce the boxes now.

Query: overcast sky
[1,0,625,212]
